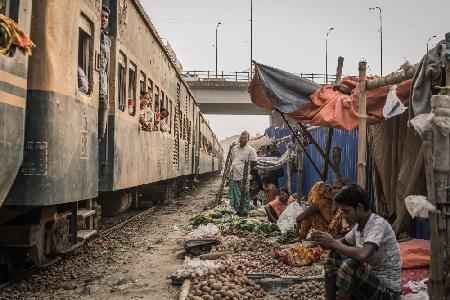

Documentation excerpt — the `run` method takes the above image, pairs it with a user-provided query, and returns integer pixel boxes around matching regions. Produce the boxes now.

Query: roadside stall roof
[249,61,412,131]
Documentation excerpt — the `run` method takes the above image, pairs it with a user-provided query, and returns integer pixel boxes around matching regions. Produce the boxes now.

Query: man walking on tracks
[98,5,111,140]
[229,131,257,215]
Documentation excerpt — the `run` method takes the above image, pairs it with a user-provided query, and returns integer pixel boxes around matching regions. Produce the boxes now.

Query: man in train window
[228,131,257,216]
[159,108,170,132]
[98,5,111,141]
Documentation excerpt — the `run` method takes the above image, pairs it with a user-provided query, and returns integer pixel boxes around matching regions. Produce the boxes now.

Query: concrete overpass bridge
[183,70,335,116]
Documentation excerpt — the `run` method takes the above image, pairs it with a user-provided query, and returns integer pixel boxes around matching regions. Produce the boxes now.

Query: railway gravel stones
[0,177,222,299]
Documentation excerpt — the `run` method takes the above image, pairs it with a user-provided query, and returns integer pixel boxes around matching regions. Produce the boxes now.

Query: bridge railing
[183,71,250,82]
[183,70,338,85]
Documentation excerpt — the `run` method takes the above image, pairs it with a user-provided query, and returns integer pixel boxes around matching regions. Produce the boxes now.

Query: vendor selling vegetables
[312,184,401,300]
[228,131,257,216]
[264,187,294,223]
[296,181,350,239]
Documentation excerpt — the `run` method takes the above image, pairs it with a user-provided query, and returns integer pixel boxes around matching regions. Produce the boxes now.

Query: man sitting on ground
[265,187,294,223]
[312,184,401,300]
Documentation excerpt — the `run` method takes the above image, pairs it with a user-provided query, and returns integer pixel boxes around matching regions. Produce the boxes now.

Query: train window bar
[77,14,94,96]
[128,62,137,116]
[118,52,127,112]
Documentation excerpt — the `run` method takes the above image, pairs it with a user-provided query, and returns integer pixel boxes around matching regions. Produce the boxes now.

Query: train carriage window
[118,52,126,111]
[1,0,19,22]
[77,15,93,95]
[139,72,146,92]
[155,86,160,111]
[168,99,173,134]
[128,63,137,116]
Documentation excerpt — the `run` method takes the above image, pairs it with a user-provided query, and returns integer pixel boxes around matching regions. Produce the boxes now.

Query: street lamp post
[215,21,221,78]
[427,35,437,53]
[325,27,334,85]
[369,6,382,76]
[250,0,253,78]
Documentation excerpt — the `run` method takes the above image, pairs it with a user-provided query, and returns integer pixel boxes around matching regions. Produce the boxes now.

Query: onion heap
[275,281,325,300]
[218,252,323,278]
[187,266,266,300]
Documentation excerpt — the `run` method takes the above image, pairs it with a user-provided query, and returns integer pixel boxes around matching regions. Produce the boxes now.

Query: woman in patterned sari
[296,181,350,239]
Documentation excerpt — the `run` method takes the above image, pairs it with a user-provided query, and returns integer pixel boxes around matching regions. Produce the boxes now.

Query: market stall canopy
[248,135,275,152]
[249,61,412,131]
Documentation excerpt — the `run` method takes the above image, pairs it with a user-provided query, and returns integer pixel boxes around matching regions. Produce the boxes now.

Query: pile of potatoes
[215,235,279,254]
[275,281,325,300]
[287,266,323,278]
[218,251,285,275]
[187,266,266,300]
[218,252,323,278]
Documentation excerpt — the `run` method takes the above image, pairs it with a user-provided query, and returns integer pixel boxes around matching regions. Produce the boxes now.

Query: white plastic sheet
[189,224,221,239]
[277,201,303,233]
[405,195,436,219]
[383,85,407,119]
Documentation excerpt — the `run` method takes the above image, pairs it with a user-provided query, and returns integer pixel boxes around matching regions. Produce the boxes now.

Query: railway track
[0,205,158,290]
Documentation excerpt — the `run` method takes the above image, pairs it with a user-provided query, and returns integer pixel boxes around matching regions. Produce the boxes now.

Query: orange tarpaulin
[289,77,412,130]
[249,62,413,131]
[399,239,430,269]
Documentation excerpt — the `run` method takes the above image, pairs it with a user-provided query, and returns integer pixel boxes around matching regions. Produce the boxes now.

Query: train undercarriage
[0,173,217,279]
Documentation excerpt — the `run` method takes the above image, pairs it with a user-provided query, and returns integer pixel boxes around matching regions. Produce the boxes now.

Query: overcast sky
[142,0,449,140]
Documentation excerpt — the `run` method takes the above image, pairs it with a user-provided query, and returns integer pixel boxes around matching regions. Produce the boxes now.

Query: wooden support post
[321,129,334,181]
[430,89,450,297]
[286,146,292,193]
[332,147,342,186]
[216,144,234,204]
[366,64,417,90]
[179,279,191,300]
[321,57,344,182]
[334,56,344,85]
[239,160,250,217]
[357,61,367,188]
[296,145,304,202]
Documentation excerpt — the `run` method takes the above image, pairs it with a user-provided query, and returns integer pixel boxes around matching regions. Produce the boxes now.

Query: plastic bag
[176,257,217,277]
[189,224,221,239]
[277,201,302,233]
[383,85,407,119]
[405,195,435,219]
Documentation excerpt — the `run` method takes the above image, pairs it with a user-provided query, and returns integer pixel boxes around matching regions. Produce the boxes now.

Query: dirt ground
[1,176,221,300]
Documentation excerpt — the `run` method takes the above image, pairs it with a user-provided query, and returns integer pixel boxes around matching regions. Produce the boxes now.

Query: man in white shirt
[312,184,401,300]
[228,131,257,215]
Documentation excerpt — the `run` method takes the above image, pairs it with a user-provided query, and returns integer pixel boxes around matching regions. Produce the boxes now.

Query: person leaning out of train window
[98,5,111,140]
[265,187,294,223]
[159,108,169,132]
[139,91,154,131]
[77,66,89,94]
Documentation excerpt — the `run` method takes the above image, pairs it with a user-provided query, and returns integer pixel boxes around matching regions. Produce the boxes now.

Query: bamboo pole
[357,61,367,188]
[239,160,250,217]
[332,147,342,186]
[287,146,292,193]
[216,144,234,204]
[296,145,304,201]
[179,279,191,300]
[366,64,417,90]
[334,56,344,85]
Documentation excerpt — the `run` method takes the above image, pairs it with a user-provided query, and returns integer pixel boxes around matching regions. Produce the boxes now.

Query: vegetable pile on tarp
[215,234,279,253]
[273,243,326,266]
